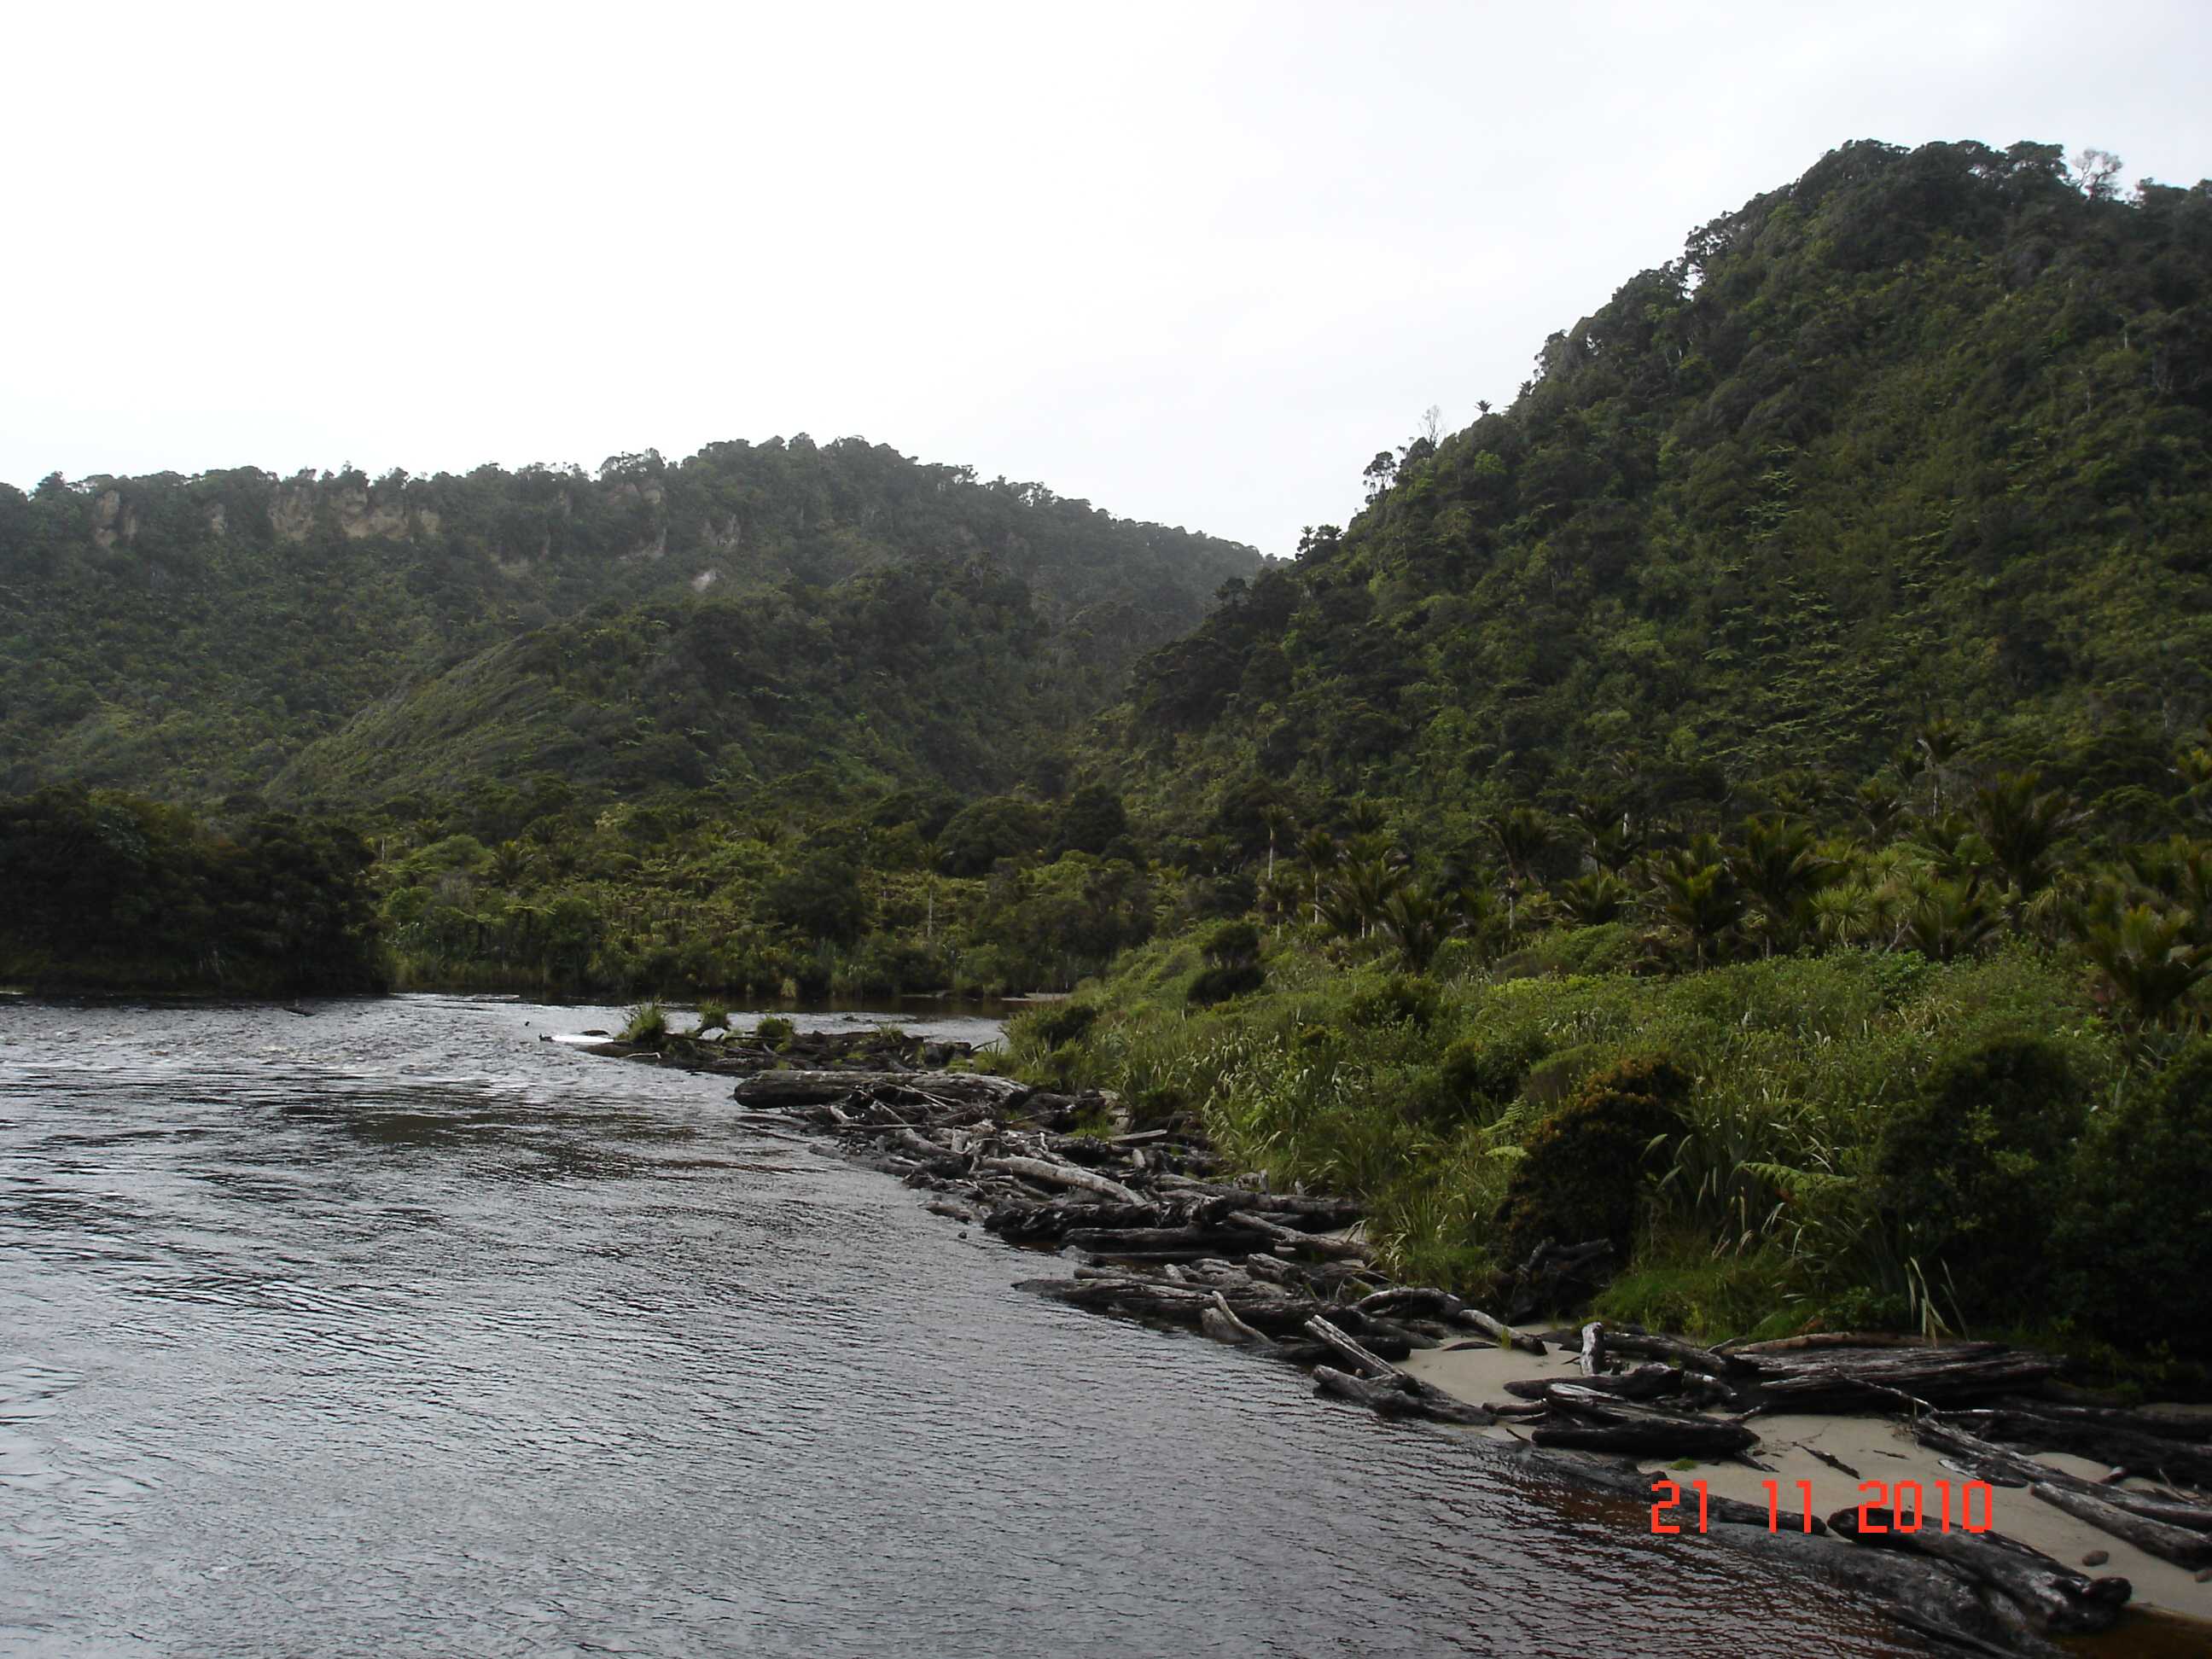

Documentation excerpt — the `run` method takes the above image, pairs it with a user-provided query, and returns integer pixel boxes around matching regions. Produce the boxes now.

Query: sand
[1399,1336,2212,1630]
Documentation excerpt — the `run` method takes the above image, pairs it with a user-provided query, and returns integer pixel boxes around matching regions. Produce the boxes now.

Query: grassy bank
[1008,927,2209,1390]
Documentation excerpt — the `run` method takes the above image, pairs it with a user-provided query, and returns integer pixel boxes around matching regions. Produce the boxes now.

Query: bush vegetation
[1014,922,2201,1372]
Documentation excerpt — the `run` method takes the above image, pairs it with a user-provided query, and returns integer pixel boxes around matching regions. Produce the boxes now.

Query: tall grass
[1040,931,2119,1314]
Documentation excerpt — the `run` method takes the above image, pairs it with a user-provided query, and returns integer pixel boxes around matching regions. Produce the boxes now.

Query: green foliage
[1017,1000,1099,1051]
[694,1000,731,1035]
[1028,930,2149,1343]
[1,439,1260,806]
[1872,1033,2087,1324]
[1101,139,2212,847]
[1592,1245,1796,1342]
[1493,1056,1692,1272]
[754,1014,796,1047]
[0,783,386,993]
[619,1002,670,1045]
[1438,1027,1551,1121]
[1346,972,1441,1030]
[1189,917,1267,1005]
[2054,1042,2212,1361]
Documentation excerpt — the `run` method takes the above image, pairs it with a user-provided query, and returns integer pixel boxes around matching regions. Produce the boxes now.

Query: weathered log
[2029,1482,2212,1568]
[1605,1325,1755,1377]
[1154,1178,1363,1225]
[884,1126,969,1173]
[1226,1208,1372,1260]
[1483,1400,1552,1419]
[1578,1321,1606,1377]
[1915,1417,2067,1488]
[1947,1408,2212,1490]
[733,1068,1029,1109]
[1349,1313,1435,1352]
[1201,1304,1261,1346]
[1504,1363,1684,1404]
[1743,1344,2060,1413]
[1356,1286,1461,1320]
[1206,1291,1275,1347]
[1062,1223,1272,1253]
[1240,1253,1385,1291]
[979,1155,1144,1206]
[1303,1315,1489,1422]
[1452,1307,1547,1355]
[1303,1315,1405,1380]
[987,1201,1171,1243]
[1531,1394,1759,1459]
[1696,1524,2067,1658]
[1022,1274,1206,1305]
[1828,1507,2129,1635]
[2061,1487,2212,1532]
[1309,1365,1493,1427]
[1990,1397,2212,1445]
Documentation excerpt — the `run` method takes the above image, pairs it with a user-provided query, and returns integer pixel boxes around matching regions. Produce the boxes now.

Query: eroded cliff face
[89,489,135,550]
[265,480,441,543]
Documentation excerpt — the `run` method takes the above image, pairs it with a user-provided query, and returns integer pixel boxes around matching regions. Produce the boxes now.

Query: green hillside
[1103,139,2212,838]
[0,435,1260,804]
[271,558,1091,808]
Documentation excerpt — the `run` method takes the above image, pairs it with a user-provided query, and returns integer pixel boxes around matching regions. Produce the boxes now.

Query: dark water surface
[0,995,1928,1656]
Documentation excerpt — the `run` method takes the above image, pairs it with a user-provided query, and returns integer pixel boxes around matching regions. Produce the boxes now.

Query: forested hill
[270,560,1101,809]
[0,436,1260,804]
[1104,139,2212,838]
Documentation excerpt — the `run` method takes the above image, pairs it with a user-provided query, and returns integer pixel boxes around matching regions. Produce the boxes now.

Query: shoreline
[589,1033,2212,1654]
[1398,1339,2212,1628]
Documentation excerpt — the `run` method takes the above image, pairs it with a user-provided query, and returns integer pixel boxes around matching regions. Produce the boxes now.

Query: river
[0,993,1930,1656]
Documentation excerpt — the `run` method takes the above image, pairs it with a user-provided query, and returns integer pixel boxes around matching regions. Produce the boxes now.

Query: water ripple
[0,995,1928,1655]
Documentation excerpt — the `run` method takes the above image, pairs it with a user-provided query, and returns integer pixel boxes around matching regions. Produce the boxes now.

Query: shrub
[619,1002,669,1045]
[1871,1032,2086,1326]
[754,1014,797,1047]
[1440,1028,1552,1119]
[1347,972,1441,1030]
[1188,961,1266,1006]
[1202,919,1262,965]
[693,1000,731,1035]
[2052,1042,2212,1361]
[1494,1055,1692,1272]
[1023,1000,1099,1051]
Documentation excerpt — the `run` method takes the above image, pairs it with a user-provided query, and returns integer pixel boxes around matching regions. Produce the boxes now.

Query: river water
[0,994,1929,1656]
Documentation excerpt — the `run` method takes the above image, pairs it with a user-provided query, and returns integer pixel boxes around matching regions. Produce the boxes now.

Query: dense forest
[0,435,1260,804]
[1100,138,2212,842]
[11,137,2212,1368]
[0,784,384,994]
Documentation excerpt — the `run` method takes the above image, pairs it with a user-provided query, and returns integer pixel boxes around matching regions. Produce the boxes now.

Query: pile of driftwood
[590,1027,978,1075]
[665,1060,2209,1654]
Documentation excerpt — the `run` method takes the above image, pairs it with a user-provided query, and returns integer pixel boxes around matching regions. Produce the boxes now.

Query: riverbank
[1005,938,2212,1398]
[1398,1340,2212,1631]
[587,1031,2212,1655]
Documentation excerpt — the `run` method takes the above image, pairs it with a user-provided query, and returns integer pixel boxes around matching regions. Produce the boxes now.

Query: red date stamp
[1650,1477,1994,1534]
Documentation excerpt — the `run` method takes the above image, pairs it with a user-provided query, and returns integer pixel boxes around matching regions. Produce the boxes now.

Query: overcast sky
[5,1,2210,557]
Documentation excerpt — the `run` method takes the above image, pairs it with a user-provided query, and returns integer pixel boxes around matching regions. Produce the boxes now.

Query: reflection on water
[0,993,1930,1655]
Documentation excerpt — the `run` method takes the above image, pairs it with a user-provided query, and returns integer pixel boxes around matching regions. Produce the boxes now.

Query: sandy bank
[1402,1339,2212,1630]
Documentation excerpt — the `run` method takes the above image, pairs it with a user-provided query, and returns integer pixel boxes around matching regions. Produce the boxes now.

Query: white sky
[4,1,2209,558]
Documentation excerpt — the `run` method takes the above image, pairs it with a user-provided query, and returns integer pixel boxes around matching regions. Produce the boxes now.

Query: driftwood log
[1304,1316,1493,1426]
[731,1068,1030,1109]
[978,1154,1145,1206]
[1827,1507,2130,1635]
[1943,1407,2212,1490]
[1529,1392,1760,1459]
[2029,1483,2212,1569]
